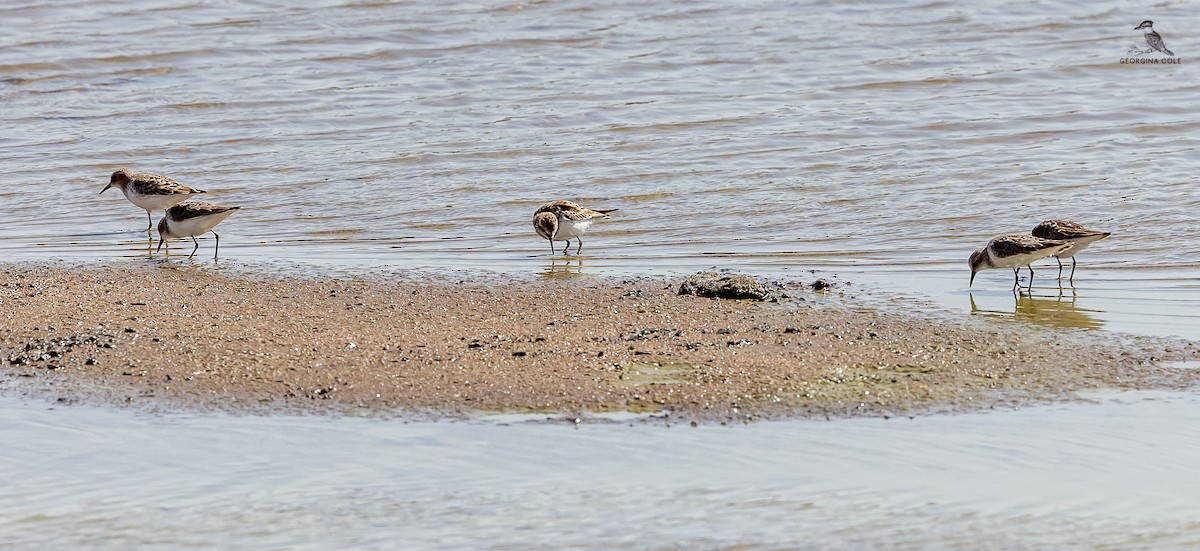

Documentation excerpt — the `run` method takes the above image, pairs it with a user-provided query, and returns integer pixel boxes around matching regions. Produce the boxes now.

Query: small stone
[678,272,778,301]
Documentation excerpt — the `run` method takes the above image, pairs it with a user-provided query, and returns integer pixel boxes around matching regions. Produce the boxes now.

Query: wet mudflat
[3,265,1197,420]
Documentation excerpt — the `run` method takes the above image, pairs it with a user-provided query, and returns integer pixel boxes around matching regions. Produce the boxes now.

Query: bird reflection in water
[969,284,1103,330]
[540,256,585,278]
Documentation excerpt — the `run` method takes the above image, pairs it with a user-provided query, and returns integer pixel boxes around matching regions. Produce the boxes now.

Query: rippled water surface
[4,2,1200,546]
[3,0,1198,293]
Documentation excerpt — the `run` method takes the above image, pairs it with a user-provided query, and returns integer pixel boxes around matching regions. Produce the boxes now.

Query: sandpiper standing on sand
[969,234,1073,289]
[1031,220,1111,281]
[1135,20,1174,56]
[157,201,240,259]
[532,200,617,255]
[101,169,207,234]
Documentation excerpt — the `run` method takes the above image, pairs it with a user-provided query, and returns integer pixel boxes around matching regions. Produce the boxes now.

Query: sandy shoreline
[1,264,1197,421]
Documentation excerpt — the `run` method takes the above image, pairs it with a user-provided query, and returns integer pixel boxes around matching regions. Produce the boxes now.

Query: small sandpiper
[1031,220,1111,281]
[1135,20,1174,56]
[532,200,617,255]
[157,201,240,259]
[969,234,1073,289]
[101,168,207,234]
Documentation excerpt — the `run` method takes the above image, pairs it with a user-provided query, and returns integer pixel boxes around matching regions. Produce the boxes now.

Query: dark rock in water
[678,272,776,301]
[811,279,833,292]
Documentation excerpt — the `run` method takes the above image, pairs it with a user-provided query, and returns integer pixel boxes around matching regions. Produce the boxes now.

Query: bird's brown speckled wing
[131,172,206,196]
[991,234,1068,257]
[535,200,616,221]
[1032,220,1107,240]
[167,201,240,221]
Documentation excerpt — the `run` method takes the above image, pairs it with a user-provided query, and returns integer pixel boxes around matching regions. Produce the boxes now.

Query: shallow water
[4,3,1200,547]
[3,389,1200,549]
[3,0,1200,338]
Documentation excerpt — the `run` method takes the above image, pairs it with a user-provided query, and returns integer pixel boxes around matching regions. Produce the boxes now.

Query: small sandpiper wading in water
[157,201,240,259]
[968,234,1072,289]
[1134,20,1174,56]
[532,200,617,255]
[100,169,207,234]
[1031,220,1111,281]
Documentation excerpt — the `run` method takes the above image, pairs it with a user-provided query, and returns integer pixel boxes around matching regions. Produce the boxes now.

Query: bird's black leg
[1056,257,1063,280]
[1028,265,1035,288]
[146,211,153,234]
[1012,267,1020,289]
[547,238,554,255]
[212,230,220,259]
[189,236,199,259]
[1069,258,1077,282]
[560,240,570,255]
[575,237,583,255]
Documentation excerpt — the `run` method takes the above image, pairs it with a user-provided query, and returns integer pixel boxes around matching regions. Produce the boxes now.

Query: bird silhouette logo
[1130,20,1176,57]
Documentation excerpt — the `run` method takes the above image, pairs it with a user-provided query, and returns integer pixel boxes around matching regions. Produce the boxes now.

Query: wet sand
[1,265,1197,420]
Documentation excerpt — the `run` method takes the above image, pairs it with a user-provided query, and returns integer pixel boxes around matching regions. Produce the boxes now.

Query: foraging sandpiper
[101,168,206,234]
[532,200,617,255]
[969,234,1073,288]
[1031,220,1111,281]
[156,201,240,259]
